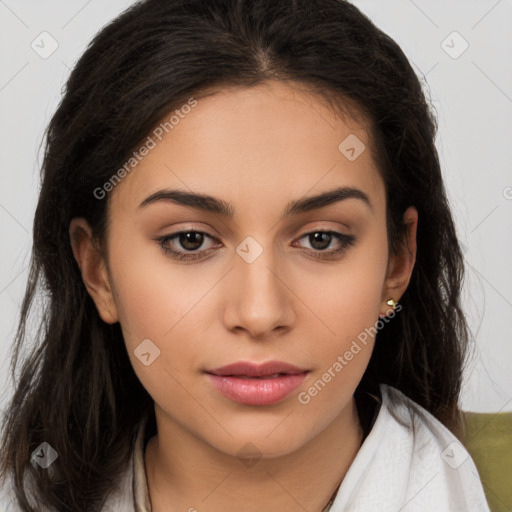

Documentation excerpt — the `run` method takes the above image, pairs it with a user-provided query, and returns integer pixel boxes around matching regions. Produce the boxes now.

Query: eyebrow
[138,186,372,217]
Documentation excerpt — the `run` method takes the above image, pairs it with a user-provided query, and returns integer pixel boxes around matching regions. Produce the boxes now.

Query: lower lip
[206,373,308,405]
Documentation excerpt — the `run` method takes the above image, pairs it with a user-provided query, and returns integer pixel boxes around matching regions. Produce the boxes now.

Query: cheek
[296,234,388,354]
[294,253,386,416]
[106,232,217,389]
[107,245,201,404]
[107,231,200,341]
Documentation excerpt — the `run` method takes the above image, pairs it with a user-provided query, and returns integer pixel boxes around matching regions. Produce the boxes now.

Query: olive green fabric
[462,412,512,512]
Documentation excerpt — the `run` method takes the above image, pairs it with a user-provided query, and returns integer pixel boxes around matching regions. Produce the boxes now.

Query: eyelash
[156,229,356,261]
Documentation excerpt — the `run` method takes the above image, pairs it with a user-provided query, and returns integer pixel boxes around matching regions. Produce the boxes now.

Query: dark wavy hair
[0,0,470,510]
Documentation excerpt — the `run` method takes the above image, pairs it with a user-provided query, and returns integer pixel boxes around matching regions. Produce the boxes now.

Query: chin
[203,419,317,461]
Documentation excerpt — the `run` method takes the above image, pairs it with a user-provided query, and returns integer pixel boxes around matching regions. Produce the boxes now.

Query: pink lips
[205,361,309,406]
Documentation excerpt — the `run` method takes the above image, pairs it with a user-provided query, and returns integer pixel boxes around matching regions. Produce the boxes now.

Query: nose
[223,241,296,340]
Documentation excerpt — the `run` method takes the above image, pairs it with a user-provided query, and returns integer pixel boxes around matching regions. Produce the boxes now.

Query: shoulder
[380,384,461,447]
[0,464,136,512]
[380,384,490,511]
[379,384,477,469]
[330,384,490,512]
[0,473,19,511]
[0,471,63,512]
[0,432,138,512]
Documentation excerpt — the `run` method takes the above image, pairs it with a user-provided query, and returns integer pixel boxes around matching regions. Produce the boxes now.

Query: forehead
[110,80,385,217]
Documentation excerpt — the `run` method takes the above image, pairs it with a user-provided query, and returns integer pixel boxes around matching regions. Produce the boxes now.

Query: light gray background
[1,0,511,413]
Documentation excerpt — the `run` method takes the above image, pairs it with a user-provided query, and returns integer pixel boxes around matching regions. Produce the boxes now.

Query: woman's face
[71,79,417,458]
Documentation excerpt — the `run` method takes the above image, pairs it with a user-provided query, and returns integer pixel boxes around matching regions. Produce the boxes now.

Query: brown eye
[157,230,219,260]
[308,232,333,250]
[178,231,205,251]
[294,230,356,259]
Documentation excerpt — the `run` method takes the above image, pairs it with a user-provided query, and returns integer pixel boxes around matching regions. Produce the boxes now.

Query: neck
[144,397,364,512]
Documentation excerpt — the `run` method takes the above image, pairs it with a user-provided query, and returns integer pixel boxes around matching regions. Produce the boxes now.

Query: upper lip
[206,361,308,377]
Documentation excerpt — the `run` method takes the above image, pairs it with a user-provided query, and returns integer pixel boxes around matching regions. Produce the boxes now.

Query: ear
[380,206,418,316]
[69,218,119,324]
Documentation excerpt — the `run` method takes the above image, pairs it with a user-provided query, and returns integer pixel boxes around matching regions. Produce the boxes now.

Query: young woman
[0,0,490,510]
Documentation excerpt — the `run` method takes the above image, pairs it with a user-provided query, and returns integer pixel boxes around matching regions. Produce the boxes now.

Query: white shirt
[0,384,490,511]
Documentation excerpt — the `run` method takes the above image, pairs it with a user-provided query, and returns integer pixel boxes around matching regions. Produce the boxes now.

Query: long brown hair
[1,0,469,509]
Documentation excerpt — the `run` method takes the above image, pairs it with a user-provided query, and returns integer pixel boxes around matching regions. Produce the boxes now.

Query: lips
[205,361,309,405]
[207,361,307,377]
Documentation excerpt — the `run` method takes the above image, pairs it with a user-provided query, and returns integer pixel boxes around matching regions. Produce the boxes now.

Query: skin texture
[69,79,417,511]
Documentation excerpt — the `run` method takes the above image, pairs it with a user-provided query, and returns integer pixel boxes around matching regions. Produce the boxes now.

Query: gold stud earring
[386,298,397,310]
